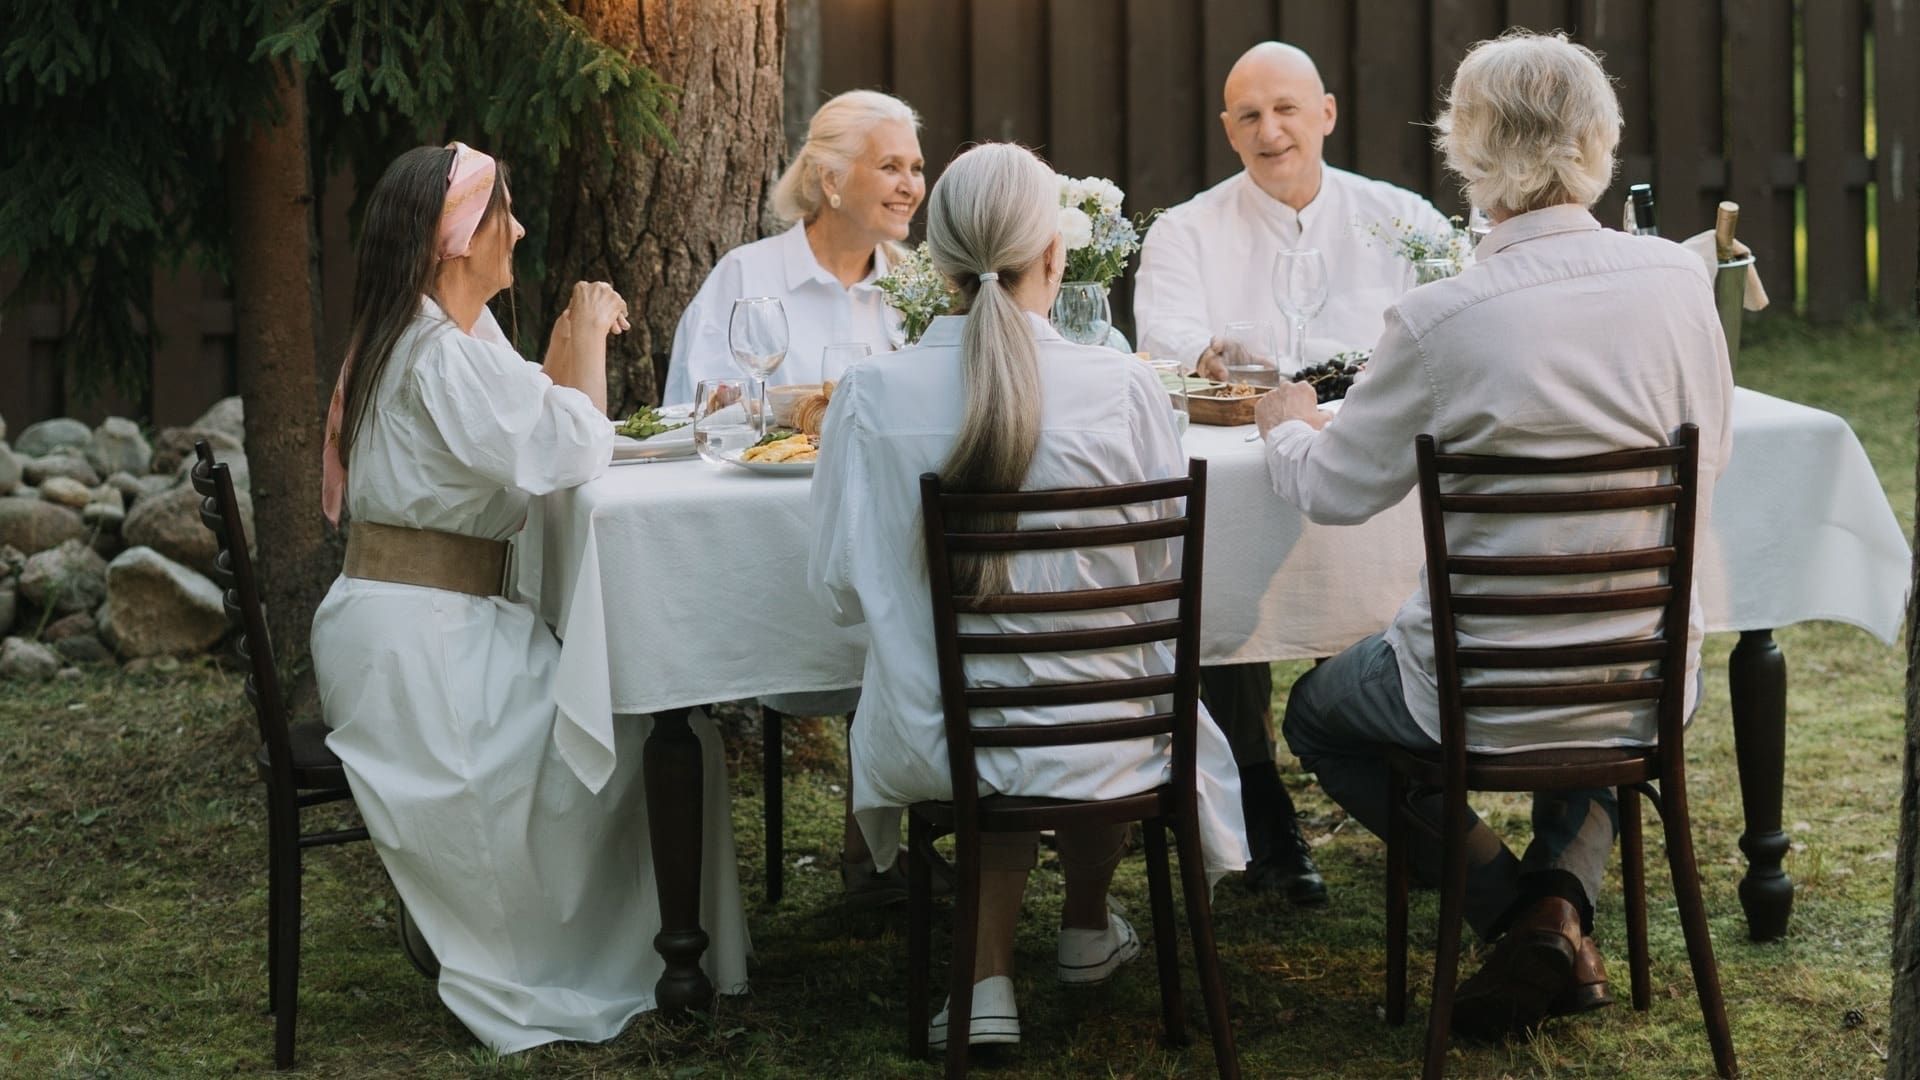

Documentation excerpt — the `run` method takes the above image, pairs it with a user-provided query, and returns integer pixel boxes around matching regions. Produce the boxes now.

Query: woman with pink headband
[310,143,742,1052]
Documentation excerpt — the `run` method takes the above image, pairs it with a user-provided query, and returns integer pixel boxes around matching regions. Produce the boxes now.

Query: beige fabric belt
[344,521,509,598]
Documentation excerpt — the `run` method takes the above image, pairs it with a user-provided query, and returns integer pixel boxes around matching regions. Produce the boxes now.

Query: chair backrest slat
[1436,486,1681,514]
[1447,586,1673,616]
[920,461,1208,815]
[1454,639,1668,669]
[958,619,1181,655]
[1432,444,1685,474]
[1447,547,1675,575]
[1458,678,1665,708]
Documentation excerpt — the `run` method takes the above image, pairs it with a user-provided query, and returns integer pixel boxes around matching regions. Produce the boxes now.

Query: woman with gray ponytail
[808,143,1247,1051]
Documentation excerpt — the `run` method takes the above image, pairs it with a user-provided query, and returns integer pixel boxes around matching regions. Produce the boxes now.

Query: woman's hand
[567,281,630,337]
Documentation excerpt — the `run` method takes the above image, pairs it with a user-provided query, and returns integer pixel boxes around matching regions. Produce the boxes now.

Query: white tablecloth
[524,387,1910,792]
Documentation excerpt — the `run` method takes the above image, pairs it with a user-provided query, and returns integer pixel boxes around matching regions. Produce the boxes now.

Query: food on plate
[617,406,689,440]
[741,433,818,464]
[1296,351,1369,404]
[789,379,835,436]
[1191,382,1260,400]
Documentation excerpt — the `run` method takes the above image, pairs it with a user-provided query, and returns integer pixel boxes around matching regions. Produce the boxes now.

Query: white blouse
[808,312,1248,874]
[662,223,903,405]
[1134,165,1452,371]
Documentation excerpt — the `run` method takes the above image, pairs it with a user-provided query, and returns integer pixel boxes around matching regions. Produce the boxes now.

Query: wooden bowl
[1186,388,1258,426]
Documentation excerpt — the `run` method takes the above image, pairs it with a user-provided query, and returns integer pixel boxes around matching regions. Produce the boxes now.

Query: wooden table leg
[1729,629,1793,942]
[645,707,715,1012]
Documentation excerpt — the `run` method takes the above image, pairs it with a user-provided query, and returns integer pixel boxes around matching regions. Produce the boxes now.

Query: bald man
[1134,43,1452,906]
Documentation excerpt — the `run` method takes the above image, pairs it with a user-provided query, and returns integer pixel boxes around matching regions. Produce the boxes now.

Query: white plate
[612,433,696,463]
[722,451,815,476]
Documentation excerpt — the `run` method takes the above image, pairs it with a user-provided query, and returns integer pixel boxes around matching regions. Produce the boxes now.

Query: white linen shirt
[808,312,1248,874]
[1134,165,1451,371]
[662,223,902,405]
[1263,205,1734,752]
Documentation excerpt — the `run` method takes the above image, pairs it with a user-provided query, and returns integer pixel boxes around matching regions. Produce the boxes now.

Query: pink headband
[438,141,498,261]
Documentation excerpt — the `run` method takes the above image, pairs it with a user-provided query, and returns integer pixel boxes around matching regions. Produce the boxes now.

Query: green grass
[0,319,1912,1077]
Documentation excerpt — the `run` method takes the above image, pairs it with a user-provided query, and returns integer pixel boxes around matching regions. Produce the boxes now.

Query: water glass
[1148,358,1190,435]
[1467,206,1494,249]
[1050,282,1112,346]
[1273,248,1329,373]
[693,378,758,465]
[728,297,789,435]
[1219,319,1279,388]
[819,341,871,383]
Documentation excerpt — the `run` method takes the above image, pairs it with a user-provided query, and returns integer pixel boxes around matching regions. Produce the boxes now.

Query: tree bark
[227,57,334,689]
[1891,394,1920,1078]
[550,0,789,417]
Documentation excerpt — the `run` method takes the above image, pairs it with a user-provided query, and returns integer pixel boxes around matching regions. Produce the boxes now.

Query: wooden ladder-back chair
[1385,425,1737,1078]
[908,459,1239,1079]
[191,440,369,1070]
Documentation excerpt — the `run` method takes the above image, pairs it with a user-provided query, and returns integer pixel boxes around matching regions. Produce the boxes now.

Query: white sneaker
[928,974,1020,1051]
[1056,899,1143,986]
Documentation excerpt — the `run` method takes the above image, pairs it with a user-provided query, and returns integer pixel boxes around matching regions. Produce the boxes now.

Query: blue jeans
[1281,634,1617,941]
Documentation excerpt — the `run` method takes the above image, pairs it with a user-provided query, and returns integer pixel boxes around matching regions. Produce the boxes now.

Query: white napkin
[1679,230,1769,311]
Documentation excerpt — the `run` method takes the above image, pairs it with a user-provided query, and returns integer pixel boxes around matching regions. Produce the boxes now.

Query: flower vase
[1051,282,1113,346]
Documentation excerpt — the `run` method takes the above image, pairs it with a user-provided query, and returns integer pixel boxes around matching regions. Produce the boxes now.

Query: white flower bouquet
[1359,215,1472,280]
[875,242,957,345]
[1057,174,1151,287]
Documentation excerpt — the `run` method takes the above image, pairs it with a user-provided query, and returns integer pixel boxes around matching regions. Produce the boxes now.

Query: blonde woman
[807,143,1248,1049]
[662,89,926,405]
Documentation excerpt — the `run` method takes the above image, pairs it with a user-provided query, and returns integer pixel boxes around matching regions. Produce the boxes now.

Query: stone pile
[0,398,253,681]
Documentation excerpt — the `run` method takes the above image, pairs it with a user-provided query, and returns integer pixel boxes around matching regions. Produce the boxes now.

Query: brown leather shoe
[1450,897,1581,1040]
[1549,936,1614,1016]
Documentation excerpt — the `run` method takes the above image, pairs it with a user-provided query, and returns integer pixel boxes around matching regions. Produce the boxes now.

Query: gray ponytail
[923,143,1058,595]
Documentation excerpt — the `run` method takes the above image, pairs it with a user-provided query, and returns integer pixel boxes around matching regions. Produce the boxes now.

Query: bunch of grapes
[1294,351,1370,404]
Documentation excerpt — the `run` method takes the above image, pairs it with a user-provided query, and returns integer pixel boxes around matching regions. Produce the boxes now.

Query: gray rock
[23,452,101,488]
[149,427,242,476]
[82,485,126,530]
[38,476,91,510]
[191,397,245,443]
[55,634,114,665]
[124,654,183,677]
[19,539,110,616]
[0,585,14,635]
[43,611,95,641]
[14,418,90,458]
[0,636,60,680]
[123,483,249,578]
[87,417,152,477]
[0,497,86,555]
[88,530,125,562]
[0,442,19,495]
[0,545,24,577]
[113,473,177,507]
[55,666,83,682]
[101,547,229,658]
[11,485,39,501]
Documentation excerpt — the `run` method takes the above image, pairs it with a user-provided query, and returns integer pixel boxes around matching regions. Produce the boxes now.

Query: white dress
[312,298,749,1053]
[807,313,1250,874]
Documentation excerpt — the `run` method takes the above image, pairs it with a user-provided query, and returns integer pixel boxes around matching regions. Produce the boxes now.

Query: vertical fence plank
[1048,0,1127,183]
[969,0,1047,149]
[1126,0,1204,217]
[1876,0,1920,316]
[1580,0,1651,229]
[1201,0,1279,183]
[1651,0,1721,242]
[1726,0,1796,305]
[0,270,57,434]
[1805,0,1868,321]
[1430,0,1505,212]
[1506,0,1574,33]
[1353,0,1431,195]
[893,0,970,186]
[1279,1,1355,168]
[818,0,892,95]
[150,266,211,428]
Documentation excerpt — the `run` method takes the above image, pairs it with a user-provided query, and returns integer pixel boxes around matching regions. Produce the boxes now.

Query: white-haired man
[1133,41,1453,906]
[1264,32,1731,1039]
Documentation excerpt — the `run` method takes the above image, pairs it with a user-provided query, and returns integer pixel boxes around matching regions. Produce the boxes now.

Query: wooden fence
[4,0,1914,430]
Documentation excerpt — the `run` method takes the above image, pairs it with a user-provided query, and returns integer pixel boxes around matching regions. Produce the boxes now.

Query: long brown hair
[337,145,510,466]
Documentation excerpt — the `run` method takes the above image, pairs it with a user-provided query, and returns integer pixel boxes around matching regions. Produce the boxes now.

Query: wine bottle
[1627,183,1659,237]
[1714,201,1740,261]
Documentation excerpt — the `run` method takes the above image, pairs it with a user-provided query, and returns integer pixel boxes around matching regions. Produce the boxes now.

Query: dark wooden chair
[1384,425,1736,1079]
[907,459,1238,1079]
[191,441,369,1070]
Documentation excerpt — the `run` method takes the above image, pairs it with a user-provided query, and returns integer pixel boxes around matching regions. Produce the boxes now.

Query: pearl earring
[829,193,842,209]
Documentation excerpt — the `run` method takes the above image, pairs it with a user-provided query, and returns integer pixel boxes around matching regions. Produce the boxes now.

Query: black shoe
[397,898,440,980]
[1244,815,1329,906]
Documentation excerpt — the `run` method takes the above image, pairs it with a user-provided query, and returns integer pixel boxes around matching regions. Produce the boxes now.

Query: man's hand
[1254,381,1328,438]
[1195,338,1228,382]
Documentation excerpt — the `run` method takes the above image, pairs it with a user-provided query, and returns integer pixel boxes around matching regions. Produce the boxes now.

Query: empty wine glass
[1050,282,1112,346]
[819,341,871,383]
[692,377,758,465]
[1273,248,1329,373]
[729,297,789,436]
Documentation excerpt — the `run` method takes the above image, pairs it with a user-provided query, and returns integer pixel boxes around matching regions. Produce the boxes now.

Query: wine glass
[1467,206,1494,249]
[1147,358,1190,436]
[692,377,758,465]
[1273,248,1329,374]
[819,341,871,383]
[1050,282,1112,346]
[1219,319,1279,388]
[728,297,789,436]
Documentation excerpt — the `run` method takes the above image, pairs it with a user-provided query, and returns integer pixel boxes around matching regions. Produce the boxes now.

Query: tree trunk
[550,0,789,417]
[227,57,334,691]
[1891,394,1920,1078]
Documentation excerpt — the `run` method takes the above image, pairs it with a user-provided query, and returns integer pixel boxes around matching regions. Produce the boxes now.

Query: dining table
[518,385,1911,1014]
